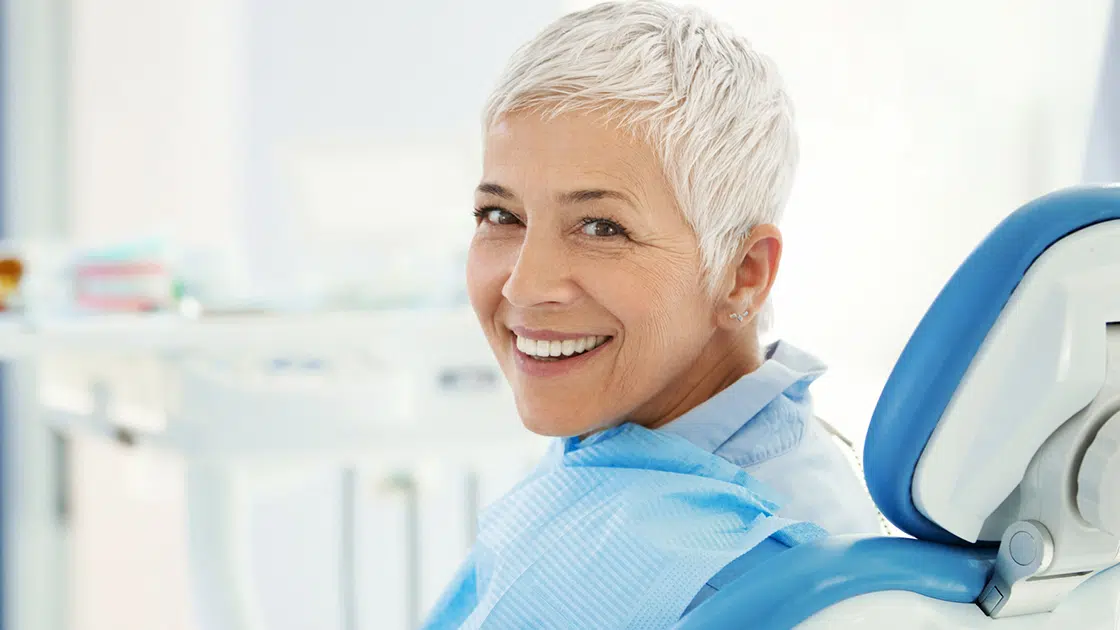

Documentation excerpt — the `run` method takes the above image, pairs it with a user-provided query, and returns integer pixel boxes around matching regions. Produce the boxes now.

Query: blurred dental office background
[0,0,1117,629]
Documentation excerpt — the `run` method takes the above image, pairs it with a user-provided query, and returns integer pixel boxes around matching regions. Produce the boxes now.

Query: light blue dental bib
[424,423,826,629]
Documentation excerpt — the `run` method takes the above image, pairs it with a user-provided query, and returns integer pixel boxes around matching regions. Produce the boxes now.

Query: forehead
[483,111,666,193]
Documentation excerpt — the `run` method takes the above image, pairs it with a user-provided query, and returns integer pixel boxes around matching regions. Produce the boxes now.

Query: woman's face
[468,112,744,437]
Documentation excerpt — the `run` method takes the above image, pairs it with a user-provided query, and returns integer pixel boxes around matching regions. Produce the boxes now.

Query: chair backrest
[865,185,1120,533]
[865,186,1120,616]
[674,186,1120,629]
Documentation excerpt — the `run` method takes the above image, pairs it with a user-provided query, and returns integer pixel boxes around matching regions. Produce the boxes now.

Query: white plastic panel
[1079,411,1120,536]
[913,220,1120,542]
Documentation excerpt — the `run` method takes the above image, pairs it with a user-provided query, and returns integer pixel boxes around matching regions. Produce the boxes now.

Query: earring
[729,308,750,323]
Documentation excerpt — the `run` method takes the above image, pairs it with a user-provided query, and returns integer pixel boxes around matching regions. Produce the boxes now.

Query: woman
[425,1,881,627]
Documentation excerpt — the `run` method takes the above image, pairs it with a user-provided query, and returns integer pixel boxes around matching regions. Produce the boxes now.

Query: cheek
[586,255,710,353]
[466,241,499,311]
[466,237,518,329]
[621,256,706,320]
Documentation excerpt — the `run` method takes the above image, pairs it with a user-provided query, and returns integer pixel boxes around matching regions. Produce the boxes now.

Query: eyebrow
[476,182,634,207]
[476,182,515,199]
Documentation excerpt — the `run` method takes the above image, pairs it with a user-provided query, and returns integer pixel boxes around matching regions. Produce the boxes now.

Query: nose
[501,227,580,308]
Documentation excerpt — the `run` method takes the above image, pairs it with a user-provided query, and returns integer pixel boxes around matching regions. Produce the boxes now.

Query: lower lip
[512,337,613,377]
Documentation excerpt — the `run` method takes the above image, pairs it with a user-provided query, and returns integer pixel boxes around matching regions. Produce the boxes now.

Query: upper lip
[509,326,612,341]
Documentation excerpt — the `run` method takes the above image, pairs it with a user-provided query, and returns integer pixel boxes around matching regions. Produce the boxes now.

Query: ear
[715,224,783,330]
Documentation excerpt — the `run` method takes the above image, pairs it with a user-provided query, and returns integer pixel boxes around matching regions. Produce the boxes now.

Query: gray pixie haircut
[484,0,798,329]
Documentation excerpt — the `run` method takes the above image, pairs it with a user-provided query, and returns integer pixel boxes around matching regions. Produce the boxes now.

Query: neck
[630,326,764,430]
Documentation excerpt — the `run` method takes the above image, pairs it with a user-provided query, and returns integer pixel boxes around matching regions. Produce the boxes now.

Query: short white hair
[484,0,798,330]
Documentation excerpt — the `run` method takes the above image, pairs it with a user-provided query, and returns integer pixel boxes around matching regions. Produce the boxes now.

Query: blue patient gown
[658,341,881,536]
[421,424,826,629]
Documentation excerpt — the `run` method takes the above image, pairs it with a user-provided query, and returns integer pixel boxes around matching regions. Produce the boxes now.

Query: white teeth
[515,333,609,358]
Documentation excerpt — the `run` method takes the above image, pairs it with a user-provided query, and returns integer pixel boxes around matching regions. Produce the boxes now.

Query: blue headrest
[864,186,1120,545]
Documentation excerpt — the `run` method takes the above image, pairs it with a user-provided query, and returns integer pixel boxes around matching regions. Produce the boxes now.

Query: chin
[516,403,600,438]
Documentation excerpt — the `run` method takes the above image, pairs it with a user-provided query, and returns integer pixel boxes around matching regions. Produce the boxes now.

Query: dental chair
[676,185,1120,629]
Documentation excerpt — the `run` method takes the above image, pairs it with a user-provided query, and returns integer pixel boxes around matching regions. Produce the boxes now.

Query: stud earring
[729,308,750,323]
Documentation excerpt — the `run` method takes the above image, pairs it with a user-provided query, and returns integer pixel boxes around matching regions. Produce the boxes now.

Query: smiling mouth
[514,333,612,361]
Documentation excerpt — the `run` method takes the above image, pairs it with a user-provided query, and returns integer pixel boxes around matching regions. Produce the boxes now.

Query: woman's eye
[476,208,520,226]
[581,219,625,238]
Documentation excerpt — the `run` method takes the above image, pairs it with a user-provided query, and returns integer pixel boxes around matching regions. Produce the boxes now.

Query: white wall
[1086,1,1120,182]
[69,0,246,249]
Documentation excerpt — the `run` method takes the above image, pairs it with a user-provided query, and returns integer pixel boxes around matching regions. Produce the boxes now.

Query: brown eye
[581,219,625,237]
[476,208,521,226]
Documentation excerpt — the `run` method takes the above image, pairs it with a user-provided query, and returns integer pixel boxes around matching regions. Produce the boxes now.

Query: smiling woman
[470,111,781,438]
[422,2,882,628]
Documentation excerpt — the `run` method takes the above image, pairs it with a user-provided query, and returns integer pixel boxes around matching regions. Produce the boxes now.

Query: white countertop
[0,307,480,358]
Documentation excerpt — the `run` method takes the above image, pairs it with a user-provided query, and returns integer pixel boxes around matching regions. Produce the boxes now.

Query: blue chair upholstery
[674,186,1120,629]
[674,537,996,629]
